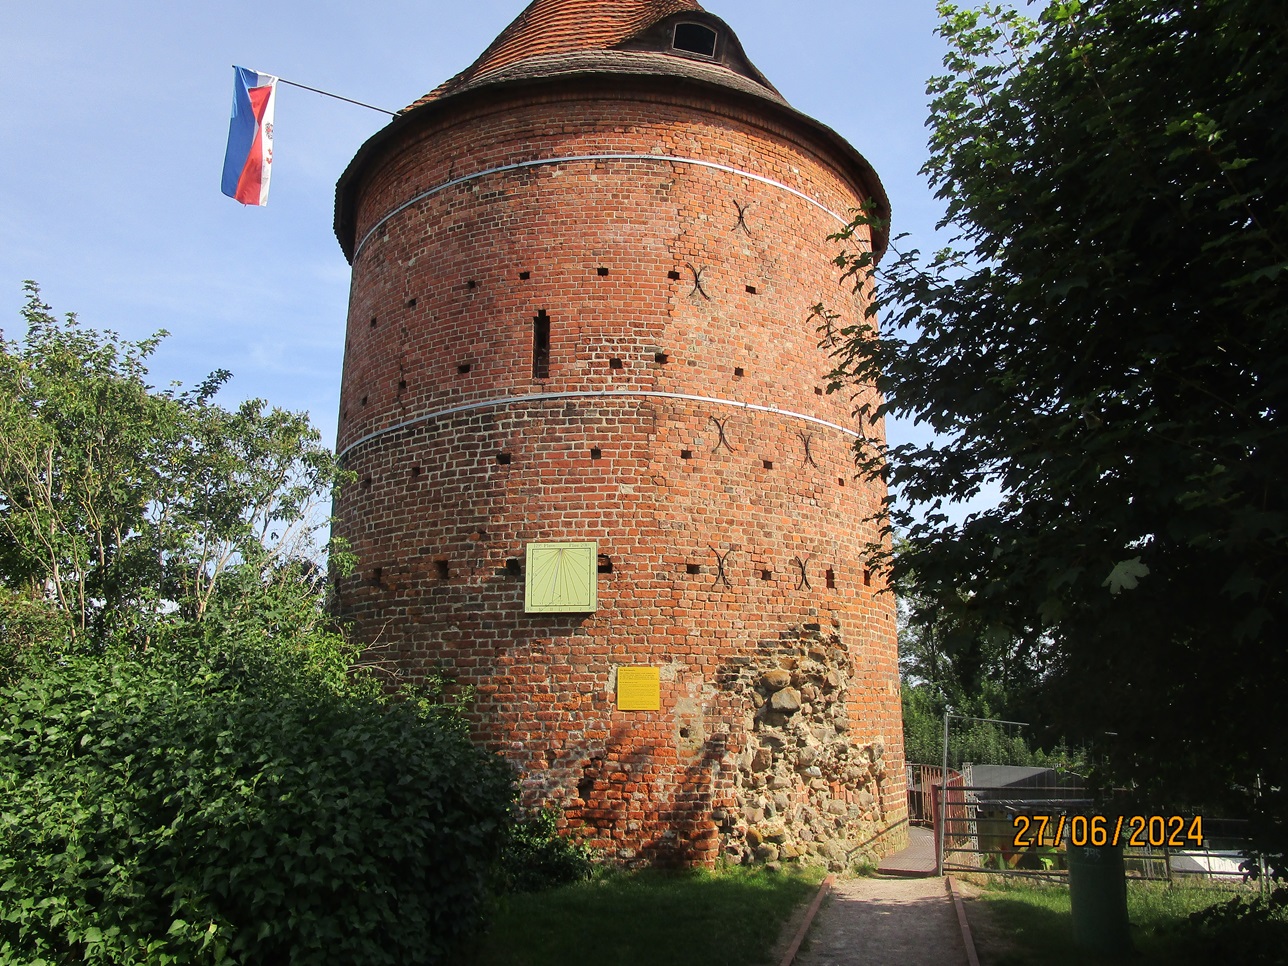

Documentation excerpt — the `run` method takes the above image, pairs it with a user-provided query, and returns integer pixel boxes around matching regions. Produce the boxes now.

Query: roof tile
[407,0,705,110]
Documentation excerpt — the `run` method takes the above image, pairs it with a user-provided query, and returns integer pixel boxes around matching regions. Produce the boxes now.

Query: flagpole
[237,68,402,116]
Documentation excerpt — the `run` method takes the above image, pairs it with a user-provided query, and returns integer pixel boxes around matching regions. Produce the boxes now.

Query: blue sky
[0,1,950,457]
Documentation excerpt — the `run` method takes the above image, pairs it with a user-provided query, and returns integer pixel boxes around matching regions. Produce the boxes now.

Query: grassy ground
[466,865,826,966]
[969,876,1278,965]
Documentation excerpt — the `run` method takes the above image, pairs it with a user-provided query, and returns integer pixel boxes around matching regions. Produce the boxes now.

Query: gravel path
[791,876,968,966]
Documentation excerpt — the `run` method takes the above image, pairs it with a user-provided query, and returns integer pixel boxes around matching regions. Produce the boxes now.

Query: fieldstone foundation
[716,630,892,871]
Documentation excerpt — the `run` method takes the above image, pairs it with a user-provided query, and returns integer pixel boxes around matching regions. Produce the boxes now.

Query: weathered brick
[331,34,905,868]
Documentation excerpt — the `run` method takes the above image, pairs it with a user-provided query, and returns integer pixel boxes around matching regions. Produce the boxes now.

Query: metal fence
[928,771,1264,887]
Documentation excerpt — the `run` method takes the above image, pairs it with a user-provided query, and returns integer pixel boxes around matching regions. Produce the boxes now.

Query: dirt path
[790,875,969,966]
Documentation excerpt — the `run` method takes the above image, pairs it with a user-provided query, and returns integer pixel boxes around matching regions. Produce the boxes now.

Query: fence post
[938,710,949,876]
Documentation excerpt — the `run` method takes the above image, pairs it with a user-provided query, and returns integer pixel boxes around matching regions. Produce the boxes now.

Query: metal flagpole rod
[238,68,402,116]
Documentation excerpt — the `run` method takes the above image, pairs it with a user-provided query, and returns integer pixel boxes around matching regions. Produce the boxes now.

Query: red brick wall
[333,79,906,867]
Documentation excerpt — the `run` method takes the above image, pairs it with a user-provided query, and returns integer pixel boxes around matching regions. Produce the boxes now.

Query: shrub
[496,808,597,893]
[0,631,515,965]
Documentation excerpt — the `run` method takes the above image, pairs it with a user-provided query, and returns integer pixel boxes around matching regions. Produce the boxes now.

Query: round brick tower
[332,0,906,868]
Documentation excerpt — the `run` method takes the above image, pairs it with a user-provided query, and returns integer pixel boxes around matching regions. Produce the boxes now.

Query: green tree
[0,288,519,963]
[823,0,1287,869]
[0,282,345,649]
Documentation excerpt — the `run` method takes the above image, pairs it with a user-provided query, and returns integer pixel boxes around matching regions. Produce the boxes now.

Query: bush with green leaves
[496,808,597,894]
[0,604,516,965]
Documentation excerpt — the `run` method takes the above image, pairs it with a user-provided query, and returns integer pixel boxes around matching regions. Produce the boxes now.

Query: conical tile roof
[408,0,709,110]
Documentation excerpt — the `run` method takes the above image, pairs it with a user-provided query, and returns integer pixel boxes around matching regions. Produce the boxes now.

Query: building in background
[331,0,905,867]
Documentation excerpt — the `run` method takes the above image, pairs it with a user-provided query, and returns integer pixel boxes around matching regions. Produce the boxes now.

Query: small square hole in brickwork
[686,563,701,575]
[398,379,407,392]
[746,285,758,294]
[519,271,531,280]
[679,726,691,739]
[370,317,378,328]
[761,569,772,581]
[370,567,382,586]
[496,452,512,466]
[815,387,824,396]
[506,558,522,577]
[597,267,610,277]
[763,459,774,470]
[609,358,624,370]
[466,279,477,289]
[668,270,681,280]
[410,466,422,478]
[681,449,693,460]
[655,352,669,364]
[458,363,472,375]
[864,569,872,587]
[597,554,614,574]
[838,478,847,487]
[825,568,836,589]
[591,447,603,460]
[734,367,745,378]
[406,298,417,308]
[435,560,450,580]
[360,395,369,407]
[361,476,372,489]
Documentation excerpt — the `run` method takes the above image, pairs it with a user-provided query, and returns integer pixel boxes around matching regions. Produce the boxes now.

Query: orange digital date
[1011,814,1203,849]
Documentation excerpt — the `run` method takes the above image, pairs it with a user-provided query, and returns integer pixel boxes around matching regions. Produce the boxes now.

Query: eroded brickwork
[332,79,906,867]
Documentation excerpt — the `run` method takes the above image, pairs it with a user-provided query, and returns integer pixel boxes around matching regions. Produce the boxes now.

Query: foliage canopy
[0,287,519,964]
[823,0,1287,868]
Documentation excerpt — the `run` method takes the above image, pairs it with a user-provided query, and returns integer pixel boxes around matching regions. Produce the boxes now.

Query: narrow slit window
[370,317,378,328]
[863,569,872,587]
[532,310,551,379]
[825,568,836,589]
[370,567,382,586]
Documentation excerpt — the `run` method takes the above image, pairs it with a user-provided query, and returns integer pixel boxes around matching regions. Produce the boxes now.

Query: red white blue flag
[221,67,278,206]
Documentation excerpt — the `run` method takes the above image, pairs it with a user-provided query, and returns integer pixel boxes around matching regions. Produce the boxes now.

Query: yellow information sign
[616,666,661,711]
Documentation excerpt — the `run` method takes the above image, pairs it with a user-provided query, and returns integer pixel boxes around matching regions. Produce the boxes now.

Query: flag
[221,67,278,206]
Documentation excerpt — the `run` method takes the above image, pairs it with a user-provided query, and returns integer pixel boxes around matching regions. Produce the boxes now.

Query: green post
[1067,842,1133,956]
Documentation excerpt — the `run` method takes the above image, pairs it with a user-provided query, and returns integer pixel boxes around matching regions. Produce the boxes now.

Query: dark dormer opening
[673,22,718,58]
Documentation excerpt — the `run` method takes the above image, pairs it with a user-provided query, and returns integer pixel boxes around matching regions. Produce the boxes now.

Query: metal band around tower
[337,389,864,461]
[353,153,854,260]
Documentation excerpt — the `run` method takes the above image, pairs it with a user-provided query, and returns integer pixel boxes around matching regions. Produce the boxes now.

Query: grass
[973,877,1281,965]
[466,864,826,966]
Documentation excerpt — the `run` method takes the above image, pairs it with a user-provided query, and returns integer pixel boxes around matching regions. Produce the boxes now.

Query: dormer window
[673,22,718,58]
